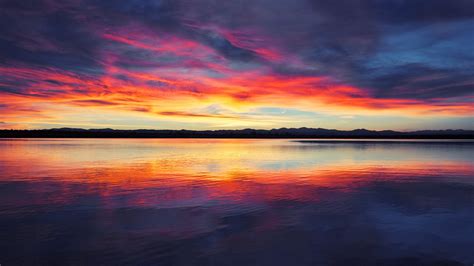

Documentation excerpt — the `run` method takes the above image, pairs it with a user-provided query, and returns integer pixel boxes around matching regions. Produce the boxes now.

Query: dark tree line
[0,128,473,139]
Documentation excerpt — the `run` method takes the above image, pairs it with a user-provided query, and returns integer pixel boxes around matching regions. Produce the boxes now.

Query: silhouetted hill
[0,128,473,139]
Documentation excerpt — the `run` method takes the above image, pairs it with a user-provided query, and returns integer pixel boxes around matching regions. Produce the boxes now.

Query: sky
[0,0,473,130]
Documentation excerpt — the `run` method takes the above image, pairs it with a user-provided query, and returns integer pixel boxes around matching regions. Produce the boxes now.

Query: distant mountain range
[1,127,473,139]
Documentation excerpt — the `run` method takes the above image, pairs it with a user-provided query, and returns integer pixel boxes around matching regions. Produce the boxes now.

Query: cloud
[69,99,121,106]
[0,0,473,129]
[158,111,238,119]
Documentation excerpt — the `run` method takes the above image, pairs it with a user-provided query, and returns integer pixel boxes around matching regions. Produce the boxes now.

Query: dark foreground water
[0,139,473,266]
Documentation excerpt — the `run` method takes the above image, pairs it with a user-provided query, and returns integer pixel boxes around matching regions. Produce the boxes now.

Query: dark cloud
[188,28,260,62]
[70,99,120,106]
[374,0,474,24]
[361,64,474,100]
[158,111,237,119]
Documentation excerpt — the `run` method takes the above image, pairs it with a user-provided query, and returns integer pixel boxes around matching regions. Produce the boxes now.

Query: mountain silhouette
[0,128,473,139]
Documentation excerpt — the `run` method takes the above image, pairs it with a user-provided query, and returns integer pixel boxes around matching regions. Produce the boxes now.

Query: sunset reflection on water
[0,139,473,265]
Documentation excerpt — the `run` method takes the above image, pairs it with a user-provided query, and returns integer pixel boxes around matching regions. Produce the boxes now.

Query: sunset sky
[1,0,473,130]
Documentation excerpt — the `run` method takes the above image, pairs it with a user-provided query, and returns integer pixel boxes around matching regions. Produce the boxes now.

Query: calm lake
[0,139,473,265]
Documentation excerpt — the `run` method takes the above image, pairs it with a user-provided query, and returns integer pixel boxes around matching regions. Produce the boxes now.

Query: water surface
[0,139,473,265]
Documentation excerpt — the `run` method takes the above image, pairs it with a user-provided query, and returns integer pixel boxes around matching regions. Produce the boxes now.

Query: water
[0,139,473,265]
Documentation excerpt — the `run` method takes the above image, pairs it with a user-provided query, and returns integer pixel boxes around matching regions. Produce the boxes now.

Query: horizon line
[1,127,473,132]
